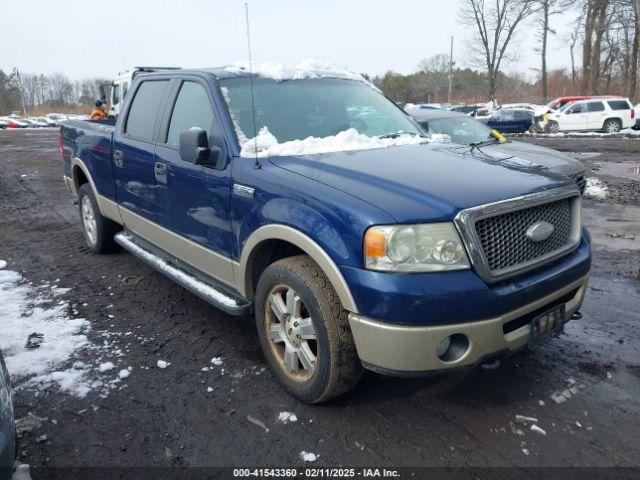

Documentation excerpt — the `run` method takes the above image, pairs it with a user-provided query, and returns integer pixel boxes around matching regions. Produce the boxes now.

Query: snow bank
[584,177,608,199]
[240,127,427,158]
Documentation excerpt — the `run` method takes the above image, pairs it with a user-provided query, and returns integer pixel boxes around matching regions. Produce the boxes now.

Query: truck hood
[269,143,572,223]
[472,140,585,177]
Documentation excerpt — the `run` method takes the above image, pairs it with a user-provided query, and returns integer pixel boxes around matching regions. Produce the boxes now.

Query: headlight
[364,223,470,272]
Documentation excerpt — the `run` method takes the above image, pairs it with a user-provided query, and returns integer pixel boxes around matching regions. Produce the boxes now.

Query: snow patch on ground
[584,177,608,199]
[0,261,126,398]
[278,411,298,423]
[157,360,170,369]
[300,451,318,462]
[211,357,223,366]
[240,127,427,158]
[98,362,115,372]
[0,264,90,388]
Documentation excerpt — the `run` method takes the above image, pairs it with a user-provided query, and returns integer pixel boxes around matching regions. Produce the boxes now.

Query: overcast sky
[1,0,578,80]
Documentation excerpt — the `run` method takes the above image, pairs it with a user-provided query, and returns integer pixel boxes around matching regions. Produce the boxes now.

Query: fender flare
[237,224,358,313]
[71,157,122,223]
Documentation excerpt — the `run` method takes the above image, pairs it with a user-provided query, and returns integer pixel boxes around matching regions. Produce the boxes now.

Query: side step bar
[115,231,252,316]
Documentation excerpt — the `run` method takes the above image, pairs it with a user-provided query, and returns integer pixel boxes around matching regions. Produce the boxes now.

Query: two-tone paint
[60,69,591,374]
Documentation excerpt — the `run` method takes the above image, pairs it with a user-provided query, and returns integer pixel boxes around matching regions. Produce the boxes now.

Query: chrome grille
[454,186,581,283]
[474,198,572,273]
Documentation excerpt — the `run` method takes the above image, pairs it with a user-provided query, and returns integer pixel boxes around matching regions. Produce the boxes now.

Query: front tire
[255,255,363,403]
[78,184,120,253]
[546,121,560,133]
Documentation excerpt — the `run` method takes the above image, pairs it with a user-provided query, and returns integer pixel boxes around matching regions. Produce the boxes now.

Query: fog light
[436,334,470,363]
[436,337,451,358]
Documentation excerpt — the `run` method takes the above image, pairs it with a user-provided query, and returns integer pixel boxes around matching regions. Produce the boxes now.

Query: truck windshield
[219,77,424,143]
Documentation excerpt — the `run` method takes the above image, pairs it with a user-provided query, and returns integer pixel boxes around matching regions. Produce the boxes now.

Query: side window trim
[121,78,171,145]
[157,75,229,169]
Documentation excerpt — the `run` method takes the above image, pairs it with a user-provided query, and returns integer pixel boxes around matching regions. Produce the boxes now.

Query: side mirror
[179,128,220,167]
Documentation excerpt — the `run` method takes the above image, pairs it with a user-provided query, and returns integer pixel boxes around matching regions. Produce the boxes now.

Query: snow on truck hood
[269,143,572,224]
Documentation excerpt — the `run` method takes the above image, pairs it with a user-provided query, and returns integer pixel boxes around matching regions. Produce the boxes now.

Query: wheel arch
[603,117,622,130]
[238,225,358,313]
[71,157,122,224]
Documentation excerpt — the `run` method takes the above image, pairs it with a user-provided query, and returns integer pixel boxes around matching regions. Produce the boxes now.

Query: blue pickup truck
[60,64,590,403]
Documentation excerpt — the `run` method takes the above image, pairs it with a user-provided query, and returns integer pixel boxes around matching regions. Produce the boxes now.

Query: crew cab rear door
[113,79,171,224]
[152,76,235,282]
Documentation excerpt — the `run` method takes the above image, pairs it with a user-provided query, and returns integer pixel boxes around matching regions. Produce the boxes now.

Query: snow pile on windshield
[240,127,428,158]
[224,59,374,87]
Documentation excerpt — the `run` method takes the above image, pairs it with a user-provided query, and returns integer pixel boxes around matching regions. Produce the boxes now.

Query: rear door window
[587,102,605,112]
[125,80,170,142]
[607,100,630,110]
[166,81,215,147]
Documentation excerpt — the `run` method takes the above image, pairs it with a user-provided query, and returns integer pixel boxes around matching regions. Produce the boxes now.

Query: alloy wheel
[81,195,97,246]
[264,284,317,382]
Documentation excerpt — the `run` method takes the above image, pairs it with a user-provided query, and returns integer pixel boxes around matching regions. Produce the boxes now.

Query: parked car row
[442,95,636,134]
[0,113,89,129]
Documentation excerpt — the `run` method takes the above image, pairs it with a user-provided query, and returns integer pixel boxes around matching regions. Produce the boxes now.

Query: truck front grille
[454,186,581,283]
[475,198,573,274]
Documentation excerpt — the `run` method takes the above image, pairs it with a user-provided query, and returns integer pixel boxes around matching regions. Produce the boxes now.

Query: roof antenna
[245,2,261,169]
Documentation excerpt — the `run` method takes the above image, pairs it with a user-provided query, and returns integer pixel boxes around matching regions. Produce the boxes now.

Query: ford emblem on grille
[526,220,555,242]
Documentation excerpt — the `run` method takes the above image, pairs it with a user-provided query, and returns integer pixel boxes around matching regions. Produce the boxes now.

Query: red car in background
[547,95,624,110]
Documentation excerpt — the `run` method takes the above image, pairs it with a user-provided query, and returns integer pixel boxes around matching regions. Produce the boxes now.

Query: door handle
[154,162,167,175]
[113,150,123,168]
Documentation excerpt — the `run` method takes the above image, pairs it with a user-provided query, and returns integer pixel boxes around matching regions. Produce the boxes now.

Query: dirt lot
[1,129,639,477]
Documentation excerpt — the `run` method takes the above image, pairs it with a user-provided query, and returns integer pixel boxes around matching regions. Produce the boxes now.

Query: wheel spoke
[297,318,316,340]
[298,343,316,371]
[268,293,287,322]
[285,288,301,317]
[284,346,298,373]
[267,325,285,343]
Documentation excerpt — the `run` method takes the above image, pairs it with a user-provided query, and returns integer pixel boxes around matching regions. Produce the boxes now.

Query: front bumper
[349,275,587,374]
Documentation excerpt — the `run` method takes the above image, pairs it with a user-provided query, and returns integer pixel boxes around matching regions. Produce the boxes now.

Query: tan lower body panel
[348,276,588,373]
[118,206,238,288]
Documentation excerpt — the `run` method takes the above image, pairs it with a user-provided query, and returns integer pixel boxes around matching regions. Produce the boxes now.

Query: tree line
[2,0,638,114]
[0,69,106,116]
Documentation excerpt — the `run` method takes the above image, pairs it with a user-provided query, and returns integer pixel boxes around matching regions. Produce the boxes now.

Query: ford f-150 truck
[60,63,590,403]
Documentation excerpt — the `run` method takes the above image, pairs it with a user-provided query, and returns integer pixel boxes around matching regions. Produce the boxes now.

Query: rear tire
[255,255,363,403]
[78,184,120,253]
[603,119,622,133]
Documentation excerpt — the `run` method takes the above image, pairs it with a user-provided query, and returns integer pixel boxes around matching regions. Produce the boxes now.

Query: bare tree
[418,54,450,101]
[459,0,537,101]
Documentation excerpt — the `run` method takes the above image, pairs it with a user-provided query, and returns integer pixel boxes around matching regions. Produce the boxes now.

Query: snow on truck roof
[207,60,377,88]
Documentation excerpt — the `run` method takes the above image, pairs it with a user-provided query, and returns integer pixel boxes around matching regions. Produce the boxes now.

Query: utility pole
[448,35,453,105]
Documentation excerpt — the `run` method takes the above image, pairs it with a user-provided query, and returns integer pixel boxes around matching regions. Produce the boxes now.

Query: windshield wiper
[377,131,427,139]
[469,137,500,149]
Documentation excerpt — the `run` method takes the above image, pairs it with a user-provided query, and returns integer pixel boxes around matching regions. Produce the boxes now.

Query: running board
[115,231,252,316]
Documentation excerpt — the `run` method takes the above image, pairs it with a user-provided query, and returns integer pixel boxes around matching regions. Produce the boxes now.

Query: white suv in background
[546,98,634,133]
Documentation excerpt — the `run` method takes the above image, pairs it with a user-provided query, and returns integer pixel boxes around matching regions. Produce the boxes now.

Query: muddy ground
[1,129,639,477]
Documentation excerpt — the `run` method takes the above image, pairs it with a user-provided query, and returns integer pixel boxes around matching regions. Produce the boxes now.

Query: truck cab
[61,63,590,403]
